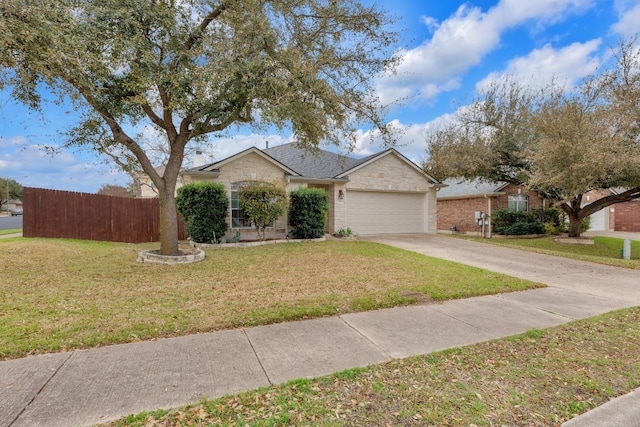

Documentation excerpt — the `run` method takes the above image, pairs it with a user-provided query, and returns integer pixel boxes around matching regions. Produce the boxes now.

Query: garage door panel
[588,209,605,231]
[346,191,425,234]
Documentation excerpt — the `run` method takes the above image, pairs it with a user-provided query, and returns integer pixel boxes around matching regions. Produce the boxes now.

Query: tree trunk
[566,214,583,238]
[158,189,180,255]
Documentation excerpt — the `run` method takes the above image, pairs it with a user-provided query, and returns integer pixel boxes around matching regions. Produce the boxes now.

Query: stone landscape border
[137,248,206,264]
[192,236,326,250]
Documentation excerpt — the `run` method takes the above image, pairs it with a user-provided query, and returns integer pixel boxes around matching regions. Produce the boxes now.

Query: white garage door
[346,191,426,234]
[588,208,606,231]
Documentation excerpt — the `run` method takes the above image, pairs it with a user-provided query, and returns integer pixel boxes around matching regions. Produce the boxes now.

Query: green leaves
[238,181,288,241]
[288,187,329,239]
[176,182,229,243]
[1,0,398,253]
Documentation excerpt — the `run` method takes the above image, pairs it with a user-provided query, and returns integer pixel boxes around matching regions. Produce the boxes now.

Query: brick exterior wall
[614,199,640,232]
[438,197,492,233]
[437,183,545,234]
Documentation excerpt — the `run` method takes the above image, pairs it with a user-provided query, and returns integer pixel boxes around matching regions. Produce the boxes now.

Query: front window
[230,182,251,228]
[508,194,529,212]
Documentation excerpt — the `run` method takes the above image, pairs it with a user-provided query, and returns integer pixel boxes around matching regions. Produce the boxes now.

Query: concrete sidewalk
[2,234,639,426]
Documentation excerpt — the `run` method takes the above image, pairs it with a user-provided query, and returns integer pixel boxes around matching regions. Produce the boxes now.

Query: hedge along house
[437,178,545,236]
[178,142,442,240]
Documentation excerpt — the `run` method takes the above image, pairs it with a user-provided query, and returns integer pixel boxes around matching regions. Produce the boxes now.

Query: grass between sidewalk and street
[458,235,640,269]
[0,228,21,236]
[0,237,542,360]
[105,307,640,427]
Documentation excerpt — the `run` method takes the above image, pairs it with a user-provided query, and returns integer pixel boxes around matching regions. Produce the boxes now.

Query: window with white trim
[508,194,529,212]
[230,182,251,228]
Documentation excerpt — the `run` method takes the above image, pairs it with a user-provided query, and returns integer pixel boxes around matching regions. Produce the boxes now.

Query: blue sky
[0,0,638,193]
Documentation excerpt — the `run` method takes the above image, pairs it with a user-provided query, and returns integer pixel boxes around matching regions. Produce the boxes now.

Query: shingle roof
[185,142,437,183]
[263,142,368,178]
[437,178,507,198]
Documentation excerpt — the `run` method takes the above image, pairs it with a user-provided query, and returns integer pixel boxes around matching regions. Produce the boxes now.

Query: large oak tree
[0,0,399,255]
[426,39,640,237]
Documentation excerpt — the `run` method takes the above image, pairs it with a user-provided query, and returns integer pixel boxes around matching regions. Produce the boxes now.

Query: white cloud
[206,133,291,161]
[420,16,440,33]
[353,115,457,164]
[612,1,640,36]
[376,0,593,104]
[0,138,129,193]
[475,39,601,92]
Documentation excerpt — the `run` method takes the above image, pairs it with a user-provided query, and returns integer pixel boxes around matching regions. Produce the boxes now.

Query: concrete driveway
[360,233,640,305]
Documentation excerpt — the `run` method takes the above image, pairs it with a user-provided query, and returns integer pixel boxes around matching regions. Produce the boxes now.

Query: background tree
[425,38,640,237]
[0,178,23,210]
[96,184,134,198]
[0,0,399,255]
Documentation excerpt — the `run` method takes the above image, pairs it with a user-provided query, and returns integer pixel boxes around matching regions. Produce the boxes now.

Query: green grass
[0,238,542,360]
[0,228,21,236]
[105,307,640,427]
[460,235,640,269]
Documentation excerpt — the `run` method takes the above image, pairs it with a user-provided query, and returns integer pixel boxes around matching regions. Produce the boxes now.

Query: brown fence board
[22,187,186,243]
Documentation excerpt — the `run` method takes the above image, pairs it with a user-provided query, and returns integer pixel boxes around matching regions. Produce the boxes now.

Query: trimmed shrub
[503,221,546,236]
[239,181,288,241]
[533,207,565,235]
[491,209,545,236]
[288,187,329,239]
[176,182,229,243]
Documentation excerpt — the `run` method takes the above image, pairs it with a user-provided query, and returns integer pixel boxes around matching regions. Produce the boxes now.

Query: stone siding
[346,153,431,192]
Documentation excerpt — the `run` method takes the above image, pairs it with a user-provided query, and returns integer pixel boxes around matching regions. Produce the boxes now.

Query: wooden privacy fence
[23,187,186,243]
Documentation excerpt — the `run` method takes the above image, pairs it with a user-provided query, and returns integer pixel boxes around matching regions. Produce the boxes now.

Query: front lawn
[0,238,542,359]
[107,307,640,426]
[469,235,640,269]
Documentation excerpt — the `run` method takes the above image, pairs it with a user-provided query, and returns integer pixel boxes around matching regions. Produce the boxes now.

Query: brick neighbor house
[437,179,545,236]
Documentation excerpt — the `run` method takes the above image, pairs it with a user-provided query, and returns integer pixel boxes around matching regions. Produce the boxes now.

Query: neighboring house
[584,188,640,232]
[581,189,615,232]
[137,165,185,199]
[437,179,545,235]
[176,143,442,240]
[613,199,640,232]
[1,199,23,212]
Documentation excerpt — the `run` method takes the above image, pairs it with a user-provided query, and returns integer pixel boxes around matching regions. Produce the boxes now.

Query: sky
[0,0,638,193]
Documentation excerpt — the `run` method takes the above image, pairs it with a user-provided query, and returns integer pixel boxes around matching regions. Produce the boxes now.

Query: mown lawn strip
[106,307,640,427]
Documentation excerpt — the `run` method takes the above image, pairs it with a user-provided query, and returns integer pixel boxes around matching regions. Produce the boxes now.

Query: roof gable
[187,143,438,184]
[336,148,439,183]
[190,147,299,176]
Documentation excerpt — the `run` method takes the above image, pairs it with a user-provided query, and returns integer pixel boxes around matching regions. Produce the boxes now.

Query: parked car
[10,208,23,216]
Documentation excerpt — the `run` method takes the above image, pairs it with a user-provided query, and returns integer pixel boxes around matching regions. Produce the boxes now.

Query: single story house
[162,143,443,240]
[438,179,635,234]
[437,179,545,236]
[2,198,23,212]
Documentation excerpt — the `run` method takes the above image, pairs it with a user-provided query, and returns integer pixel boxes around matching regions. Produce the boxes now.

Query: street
[0,215,23,230]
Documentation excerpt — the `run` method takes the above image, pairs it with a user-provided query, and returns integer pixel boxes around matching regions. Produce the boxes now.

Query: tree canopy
[0,0,399,254]
[96,184,134,198]
[0,177,23,206]
[425,38,640,237]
